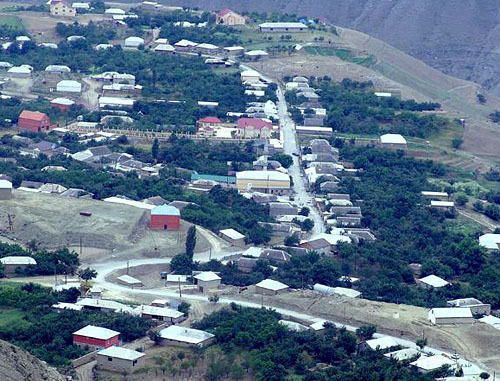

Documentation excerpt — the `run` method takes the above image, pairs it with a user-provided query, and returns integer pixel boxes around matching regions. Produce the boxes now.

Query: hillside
[0,339,64,381]
[173,0,500,96]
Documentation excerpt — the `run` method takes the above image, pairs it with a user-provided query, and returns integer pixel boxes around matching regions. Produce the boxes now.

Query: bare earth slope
[0,339,64,381]
[173,0,500,95]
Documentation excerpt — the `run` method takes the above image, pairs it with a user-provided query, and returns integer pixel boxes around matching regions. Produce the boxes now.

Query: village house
[196,116,223,133]
[235,170,291,195]
[410,354,456,373]
[313,283,361,298]
[358,336,399,353]
[159,325,215,348]
[50,0,76,17]
[255,279,289,295]
[428,307,474,325]
[73,325,120,350]
[268,202,298,217]
[97,346,145,373]
[133,305,185,324]
[237,118,272,139]
[216,9,246,25]
[0,256,36,275]
[236,257,259,273]
[50,97,75,111]
[193,271,221,292]
[75,298,134,314]
[416,274,450,289]
[18,110,52,132]
[150,204,181,231]
[219,228,246,246]
[430,200,455,211]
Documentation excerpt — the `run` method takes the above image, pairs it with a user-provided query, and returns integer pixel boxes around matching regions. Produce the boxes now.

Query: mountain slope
[174,0,500,95]
[0,340,64,381]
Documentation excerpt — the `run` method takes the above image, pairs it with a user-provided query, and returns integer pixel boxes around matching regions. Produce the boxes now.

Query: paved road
[275,85,325,236]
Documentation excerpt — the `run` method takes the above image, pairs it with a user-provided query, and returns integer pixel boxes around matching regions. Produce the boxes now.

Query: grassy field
[0,307,30,331]
[0,14,24,30]
[304,46,376,67]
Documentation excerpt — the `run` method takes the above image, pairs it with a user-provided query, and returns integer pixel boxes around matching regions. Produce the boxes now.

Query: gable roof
[256,278,289,291]
[73,325,119,340]
[217,8,233,17]
[19,110,48,121]
[199,116,221,124]
[97,346,144,361]
[418,274,449,288]
[194,271,221,282]
[237,117,272,130]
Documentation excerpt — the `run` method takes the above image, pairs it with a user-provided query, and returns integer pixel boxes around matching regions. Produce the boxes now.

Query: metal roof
[97,346,144,361]
[255,278,289,291]
[151,204,180,216]
[159,325,214,344]
[0,256,36,265]
[134,305,184,318]
[220,228,245,240]
[194,271,221,282]
[73,325,119,340]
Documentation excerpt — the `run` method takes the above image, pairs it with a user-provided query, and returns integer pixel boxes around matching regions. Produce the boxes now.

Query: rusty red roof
[237,117,272,130]
[19,110,49,121]
[199,116,222,124]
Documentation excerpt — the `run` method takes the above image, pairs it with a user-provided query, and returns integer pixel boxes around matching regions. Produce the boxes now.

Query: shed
[97,346,145,372]
[159,325,215,348]
[99,97,135,109]
[313,283,361,298]
[57,80,82,93]
[0,179,12,200]
[124,36,144,48]
[416,274,449,289]
[219,228,245,246]
[430,200,454,210]
[193,271,221,292]
[259,22,307,32]
[73,325,120,350]
[380,134,407,147]
[150,204,180,231]
[50,97,75,111]
[0,256,36,274]
[255,279,289,295]
[278,320,309,332]
[384,348,420,362]
[428,307,474,325]
[116,274,143,288]
[447,298,491,315]
[7,66,31,78]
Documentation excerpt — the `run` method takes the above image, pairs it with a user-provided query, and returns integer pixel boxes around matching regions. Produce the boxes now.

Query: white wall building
[56,80,82,93]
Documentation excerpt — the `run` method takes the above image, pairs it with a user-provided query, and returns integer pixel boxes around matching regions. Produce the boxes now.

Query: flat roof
[255,278,289,291]
[97,346,145,361]
[159,325,214,344]
[220,228,245,240]
[135,305,184,318]
[278,319,309,332]
[73,325,119,340]
[421,191,448,197]
[52,302,83,311]
[430,200,454,207]
[430,307,473,319]
[151,204,180,216]
[411,354,455,370]
[478,233,500,250]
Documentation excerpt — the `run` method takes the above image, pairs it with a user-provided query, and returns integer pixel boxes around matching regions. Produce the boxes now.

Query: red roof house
[150,204,180,231]
[237,117,272,138]
[216,9,246,26]
[18,110,52,132]
[197,116,223,132]
[73,325,120,351]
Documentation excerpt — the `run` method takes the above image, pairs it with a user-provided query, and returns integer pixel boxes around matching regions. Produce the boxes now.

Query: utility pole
[126,260,129,275]
[178,279,182,299]
[79,236,82,256]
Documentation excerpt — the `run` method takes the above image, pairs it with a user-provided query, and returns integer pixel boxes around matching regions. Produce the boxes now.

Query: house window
[133,360,137,366]
[108,357,113,361]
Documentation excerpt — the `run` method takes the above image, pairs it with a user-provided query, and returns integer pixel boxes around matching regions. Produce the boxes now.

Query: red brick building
[73,325,120,351]
[18,110,52,132]
[150,204,180,231]
[50,97,75,112]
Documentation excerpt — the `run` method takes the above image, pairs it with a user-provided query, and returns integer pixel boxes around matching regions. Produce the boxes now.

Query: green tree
[356,325,376,340]
[152,138,159,160]
[479,372,490,380]
[185,226,197,258]
[170,254,194,274]
[302,218,314,231]
[299,207,310,216]
[452,138,463,149]
[79,267,97,281]
[455,193,468,206]
[229,363,244,380]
